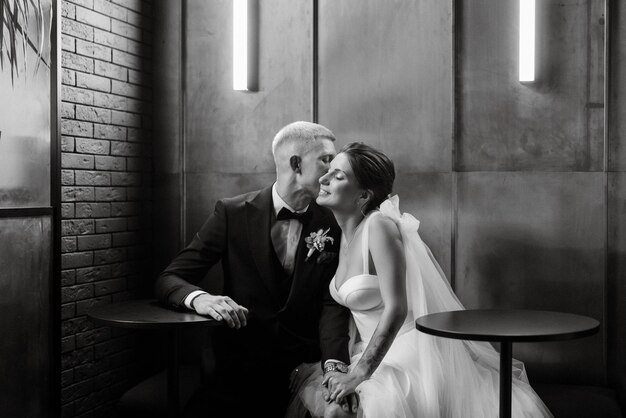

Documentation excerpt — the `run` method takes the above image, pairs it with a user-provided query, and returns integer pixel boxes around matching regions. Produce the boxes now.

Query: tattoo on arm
[356,327,396,378]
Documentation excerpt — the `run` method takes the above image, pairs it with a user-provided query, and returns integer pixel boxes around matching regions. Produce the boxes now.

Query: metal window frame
[0,0,61,415]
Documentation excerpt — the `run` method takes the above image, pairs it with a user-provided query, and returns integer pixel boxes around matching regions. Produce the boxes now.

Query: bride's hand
[322,372,365,404]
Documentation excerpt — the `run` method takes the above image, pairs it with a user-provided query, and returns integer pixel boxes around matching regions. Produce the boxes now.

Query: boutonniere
[305,228,335,262]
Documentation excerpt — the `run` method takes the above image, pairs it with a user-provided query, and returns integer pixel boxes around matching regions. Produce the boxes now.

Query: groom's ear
[289,155,302,174]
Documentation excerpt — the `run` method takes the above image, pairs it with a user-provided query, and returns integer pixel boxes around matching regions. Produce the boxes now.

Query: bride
[287,142,553,418]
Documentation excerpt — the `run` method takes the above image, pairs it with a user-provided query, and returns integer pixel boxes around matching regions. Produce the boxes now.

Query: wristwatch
[323,361,348,375]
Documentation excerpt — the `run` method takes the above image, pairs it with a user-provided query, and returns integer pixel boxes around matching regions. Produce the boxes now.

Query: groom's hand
[192,294,249,329]
[322,372,359,414]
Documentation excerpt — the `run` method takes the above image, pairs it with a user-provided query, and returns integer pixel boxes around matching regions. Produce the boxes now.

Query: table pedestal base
[168,329,180,418]
[500,341,512,418]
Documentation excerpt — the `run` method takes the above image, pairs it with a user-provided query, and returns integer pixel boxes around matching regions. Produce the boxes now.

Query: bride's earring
[360,192,370,217]
[359,199,367,217]
[356,193,368,217]
[355,196,366,217]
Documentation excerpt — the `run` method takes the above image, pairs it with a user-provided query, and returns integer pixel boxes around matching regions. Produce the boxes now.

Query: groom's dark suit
[154,186,350,416]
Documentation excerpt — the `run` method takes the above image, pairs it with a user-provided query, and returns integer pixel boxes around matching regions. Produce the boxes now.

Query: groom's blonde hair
[272,121,335,165]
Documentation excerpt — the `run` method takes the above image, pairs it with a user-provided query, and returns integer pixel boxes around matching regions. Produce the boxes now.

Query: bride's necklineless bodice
[330,212,384,312]
[330,211,414,343]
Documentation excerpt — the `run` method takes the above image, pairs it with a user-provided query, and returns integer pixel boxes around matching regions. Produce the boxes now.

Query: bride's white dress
[287,197,553,418]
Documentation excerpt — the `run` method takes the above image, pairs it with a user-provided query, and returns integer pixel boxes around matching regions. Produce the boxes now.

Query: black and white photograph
[0,0,624,417]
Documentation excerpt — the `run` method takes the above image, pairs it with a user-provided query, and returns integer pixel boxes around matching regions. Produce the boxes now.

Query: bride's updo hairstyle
[340,142,395,214]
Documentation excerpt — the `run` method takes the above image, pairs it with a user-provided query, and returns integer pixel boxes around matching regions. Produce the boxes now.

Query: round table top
[415,309,600,342]
[87,299,219,330]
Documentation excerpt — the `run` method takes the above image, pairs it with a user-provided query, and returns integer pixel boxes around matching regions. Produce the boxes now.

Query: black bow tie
[276,207,312,223]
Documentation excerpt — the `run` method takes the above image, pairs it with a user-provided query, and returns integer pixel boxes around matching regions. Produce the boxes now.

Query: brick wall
[60,0,154,416]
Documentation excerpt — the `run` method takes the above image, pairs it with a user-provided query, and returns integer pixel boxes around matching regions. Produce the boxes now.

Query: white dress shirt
[270,182,308,276]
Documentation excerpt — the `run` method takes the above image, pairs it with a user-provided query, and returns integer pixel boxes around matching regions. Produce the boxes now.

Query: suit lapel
[245,186,280,305]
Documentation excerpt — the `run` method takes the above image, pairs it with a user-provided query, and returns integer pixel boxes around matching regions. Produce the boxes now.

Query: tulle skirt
[286,328,553,418]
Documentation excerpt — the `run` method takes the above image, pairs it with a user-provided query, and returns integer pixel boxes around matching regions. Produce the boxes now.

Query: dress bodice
[331,274,382,310]
[330,212,414,343]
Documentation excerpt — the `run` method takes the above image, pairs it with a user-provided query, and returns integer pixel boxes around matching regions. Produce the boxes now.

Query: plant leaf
[34,0,46,75]
[15,0,27,74]
[32,0,41,74]
[9,0,17,84]
[29,0,38,74]
[1,0,50,86]
[38,0,47,74]
[1,0,6,71]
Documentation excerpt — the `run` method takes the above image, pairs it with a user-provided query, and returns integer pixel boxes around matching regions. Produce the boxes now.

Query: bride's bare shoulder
[368,212,402,243]
[368,212,405,272]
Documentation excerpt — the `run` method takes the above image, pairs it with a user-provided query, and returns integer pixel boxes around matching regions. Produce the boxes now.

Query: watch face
[324,362,348,374]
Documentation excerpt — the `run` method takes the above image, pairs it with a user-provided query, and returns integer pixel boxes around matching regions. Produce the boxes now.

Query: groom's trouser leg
[210,360,292,417]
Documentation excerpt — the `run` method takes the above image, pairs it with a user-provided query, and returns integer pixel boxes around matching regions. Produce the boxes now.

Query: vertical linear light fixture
[233,0,248,90]
[519,0,535,82]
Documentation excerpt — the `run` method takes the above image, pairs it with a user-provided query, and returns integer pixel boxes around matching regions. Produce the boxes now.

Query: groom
[154,122,352,416]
